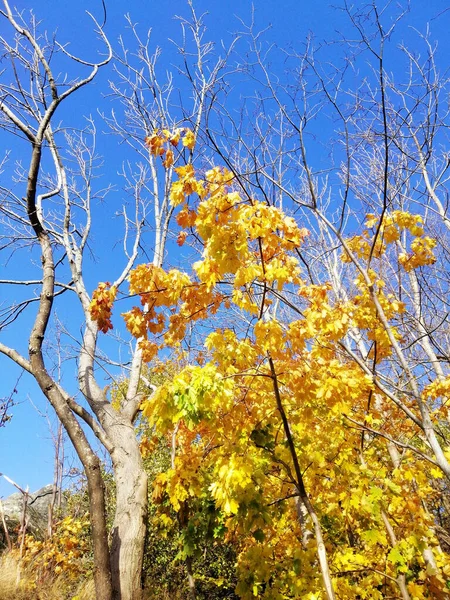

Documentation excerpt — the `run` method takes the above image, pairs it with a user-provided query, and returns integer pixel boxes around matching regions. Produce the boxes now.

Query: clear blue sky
[1,0,449,498]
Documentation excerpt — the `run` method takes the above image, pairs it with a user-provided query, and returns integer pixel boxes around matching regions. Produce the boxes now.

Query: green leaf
[361,529,386,545]
[387,546,406,568]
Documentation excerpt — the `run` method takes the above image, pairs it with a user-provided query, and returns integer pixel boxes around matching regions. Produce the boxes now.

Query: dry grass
[0,550,190,600]
[72,578,96,600]
[0,551,94,600]
[0,552,28,600]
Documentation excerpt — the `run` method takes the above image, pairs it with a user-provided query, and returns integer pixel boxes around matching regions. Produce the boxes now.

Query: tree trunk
[110,444,148,600]
[186,555,196,598]
[86,458,114,599]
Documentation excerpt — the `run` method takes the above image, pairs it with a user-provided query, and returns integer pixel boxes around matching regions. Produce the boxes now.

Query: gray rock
[1,484,55,537]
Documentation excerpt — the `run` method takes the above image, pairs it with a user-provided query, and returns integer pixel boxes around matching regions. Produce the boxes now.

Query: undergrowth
[0,551,95,600]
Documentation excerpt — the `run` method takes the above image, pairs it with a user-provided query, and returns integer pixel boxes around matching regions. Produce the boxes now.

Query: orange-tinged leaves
[122,306,148,338]
[146,127,192,158]
[407,582,427,599]
[170,163,205,206]
[89,282,117,333]
[176,205,197,228]
[177,230,188,246]
[145,132,165,156]
[139,339,159,363]
[162,148,174,169]
[169,128,182,146]
[20,515,91,582]
[254,319,285,354]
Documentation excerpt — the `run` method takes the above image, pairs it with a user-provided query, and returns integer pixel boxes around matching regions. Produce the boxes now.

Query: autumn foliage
[88,139,450,599]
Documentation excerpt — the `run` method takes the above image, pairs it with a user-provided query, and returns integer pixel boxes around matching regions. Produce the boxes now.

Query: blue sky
[1,0,450,498]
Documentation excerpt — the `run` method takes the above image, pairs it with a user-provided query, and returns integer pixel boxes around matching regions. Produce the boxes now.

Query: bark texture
[110,436,148,600]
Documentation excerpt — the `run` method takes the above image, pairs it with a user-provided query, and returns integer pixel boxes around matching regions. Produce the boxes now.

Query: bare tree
[0,3,114,596]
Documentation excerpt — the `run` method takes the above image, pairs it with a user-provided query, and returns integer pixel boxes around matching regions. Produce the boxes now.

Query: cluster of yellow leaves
[171,165,308,297]
[139,285,449,596]
[347,274,406,359]
[91,165,307,349]
[170,163,206,206]
[120,264,223,353]
[365,211,424,238]
[145,127,196,169]
[20,515,91,583]
[342,211,437,270]
[424,377,450,402]
[399,236,437,271]
[144,362,235,429]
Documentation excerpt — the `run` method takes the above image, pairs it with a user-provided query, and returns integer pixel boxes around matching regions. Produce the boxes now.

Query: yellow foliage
[182,129,196,150]
[90,160,450,598]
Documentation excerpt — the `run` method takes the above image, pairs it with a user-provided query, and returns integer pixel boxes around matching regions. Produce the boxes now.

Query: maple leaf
[145,132,165,156]
[122,307,147,338]
[162,148,174,168]
[139,340,159,363]
[169,128,182,146]
[170,180,185,206]
[182,129,196,150]
[89,282,117,333]
[176,206,197,228]
[177,230,188,246]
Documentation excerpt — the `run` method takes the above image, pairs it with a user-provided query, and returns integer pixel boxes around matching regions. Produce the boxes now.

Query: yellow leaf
[182,129,196,150]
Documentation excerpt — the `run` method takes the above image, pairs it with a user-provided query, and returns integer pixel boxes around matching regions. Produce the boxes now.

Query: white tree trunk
[110,439,148,600]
